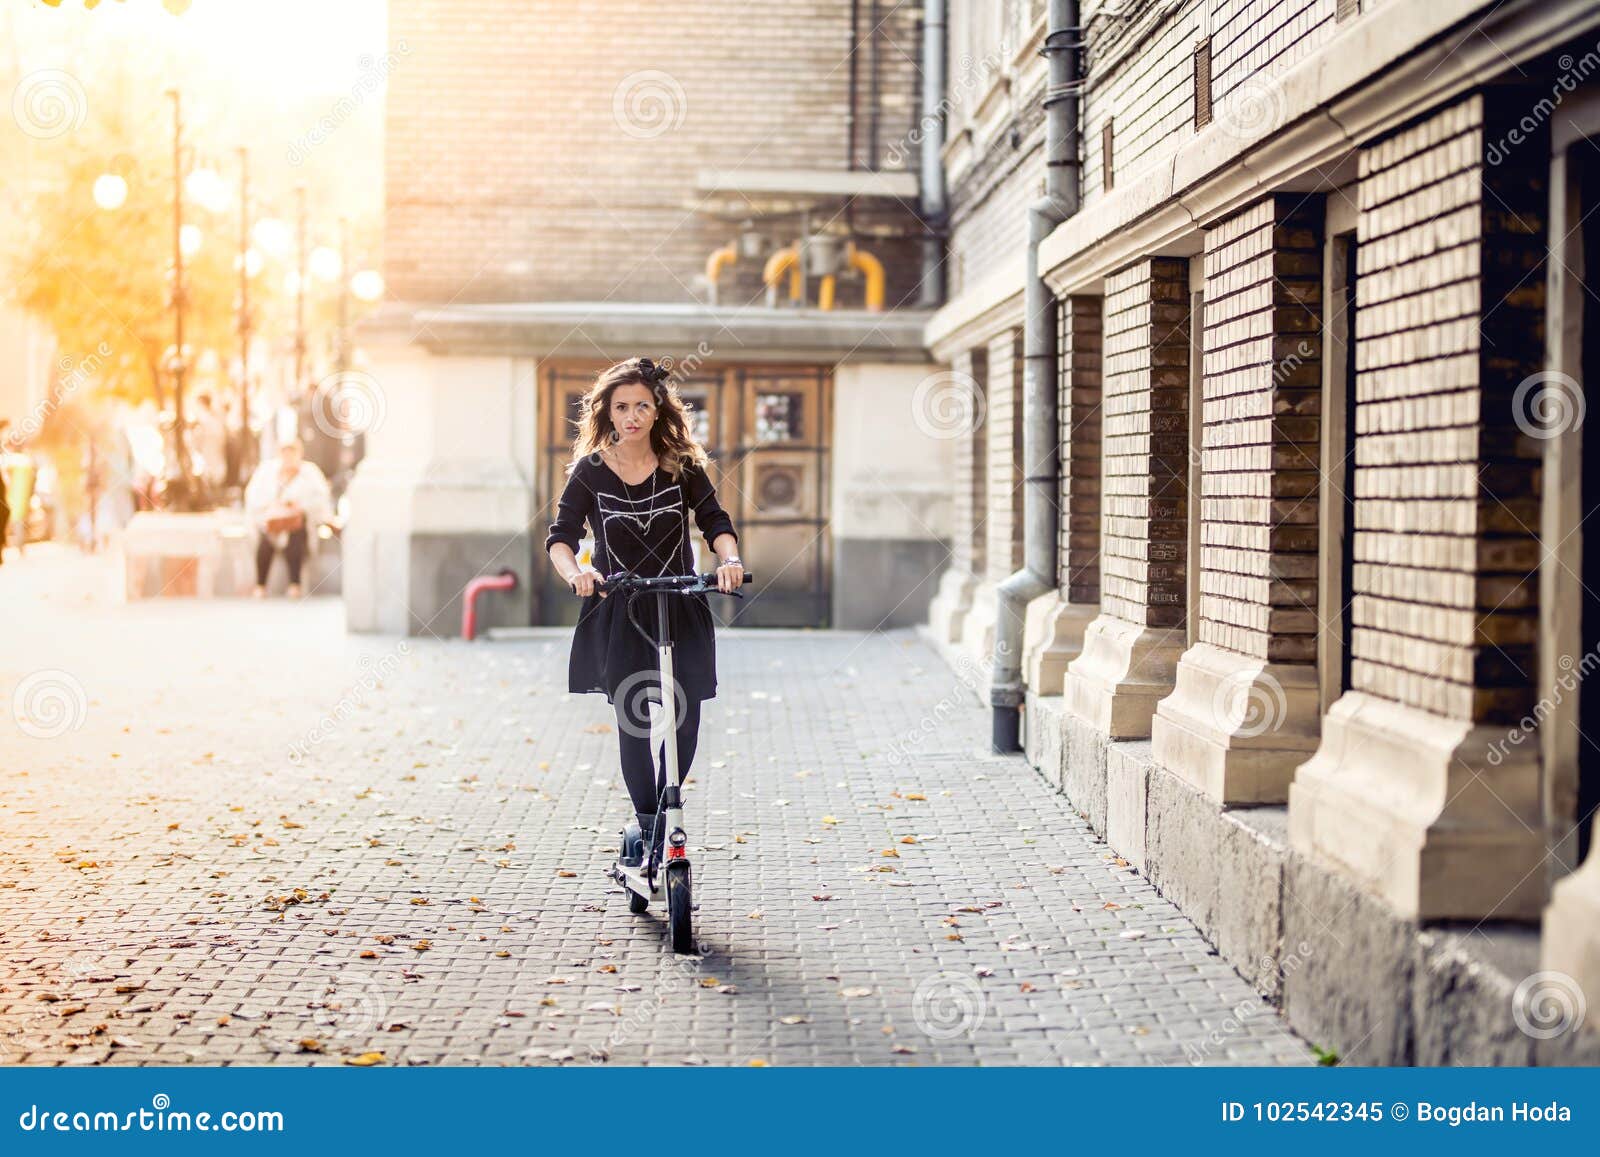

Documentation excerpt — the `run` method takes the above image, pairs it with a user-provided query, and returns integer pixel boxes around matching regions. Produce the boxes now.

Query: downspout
[919,0,948,306]
[991,0,1083,752]
[846,0,859,169]
[867,0,882,168]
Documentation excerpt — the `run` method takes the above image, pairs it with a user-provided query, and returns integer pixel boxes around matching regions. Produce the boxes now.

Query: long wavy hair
[568,356,710,480]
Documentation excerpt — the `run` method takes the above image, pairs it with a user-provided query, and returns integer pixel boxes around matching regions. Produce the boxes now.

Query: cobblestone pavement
[0,547,1312,1066]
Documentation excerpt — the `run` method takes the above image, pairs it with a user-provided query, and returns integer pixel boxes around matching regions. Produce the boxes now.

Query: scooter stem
[652,591,686,859]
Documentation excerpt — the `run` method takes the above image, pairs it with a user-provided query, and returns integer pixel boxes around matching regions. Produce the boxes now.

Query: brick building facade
[358,0,1600,1063]
[925,0,1600,1063]
[348,0,951,635]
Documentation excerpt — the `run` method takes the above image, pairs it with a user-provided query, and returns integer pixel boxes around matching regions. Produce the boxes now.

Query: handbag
[263,472,307,536]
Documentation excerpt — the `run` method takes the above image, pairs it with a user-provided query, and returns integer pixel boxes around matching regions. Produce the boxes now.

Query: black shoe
[618,821,645,868]
[638,814,663,864]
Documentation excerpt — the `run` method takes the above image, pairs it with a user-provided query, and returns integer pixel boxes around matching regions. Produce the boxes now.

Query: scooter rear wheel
[619,825,649,912]
[666,862,693,954]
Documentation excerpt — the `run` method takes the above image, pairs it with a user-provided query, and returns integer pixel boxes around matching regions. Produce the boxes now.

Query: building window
[681,391,712,447]
[754,392,804,443]
[1194,39,1213,129]
[1103,117,1115,191]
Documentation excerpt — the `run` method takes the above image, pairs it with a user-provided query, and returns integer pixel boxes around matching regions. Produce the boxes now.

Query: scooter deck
[612,862,662,899]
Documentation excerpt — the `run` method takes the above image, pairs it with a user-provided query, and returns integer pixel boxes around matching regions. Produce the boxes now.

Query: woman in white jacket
[244,438,332,597]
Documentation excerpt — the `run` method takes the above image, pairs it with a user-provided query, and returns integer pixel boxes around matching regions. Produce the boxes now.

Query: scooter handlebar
[575,571,754,595]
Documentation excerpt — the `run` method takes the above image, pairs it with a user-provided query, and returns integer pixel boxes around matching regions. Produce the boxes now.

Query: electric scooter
[584,568,754,954]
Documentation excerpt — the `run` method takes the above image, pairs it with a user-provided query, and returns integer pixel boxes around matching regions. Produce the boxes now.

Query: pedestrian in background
[0,418,10,567]
[244,437,332,598]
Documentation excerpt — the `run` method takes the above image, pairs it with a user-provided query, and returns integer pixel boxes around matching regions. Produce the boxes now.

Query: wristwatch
[721,556,743,567]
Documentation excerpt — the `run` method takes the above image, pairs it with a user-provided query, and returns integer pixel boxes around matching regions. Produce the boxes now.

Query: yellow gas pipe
[762,244,803,303]
[704,242,738,303]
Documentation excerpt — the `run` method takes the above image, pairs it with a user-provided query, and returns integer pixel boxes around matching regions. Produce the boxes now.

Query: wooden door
[720,366,831,628]
[534,361,830,627]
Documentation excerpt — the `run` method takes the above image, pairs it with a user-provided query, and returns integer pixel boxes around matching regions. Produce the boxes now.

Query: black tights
[614,685,701,827]
[256,528,308,586]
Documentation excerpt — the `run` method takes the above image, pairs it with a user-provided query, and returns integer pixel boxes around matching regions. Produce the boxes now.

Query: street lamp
[92,173,127,210]
[164,85,197,508]
[293,183,308,399]
[349,269,385,303]
[252,217,290,258]
[309,245,342,283]
[185,165,228,214]
[232,144,253,491]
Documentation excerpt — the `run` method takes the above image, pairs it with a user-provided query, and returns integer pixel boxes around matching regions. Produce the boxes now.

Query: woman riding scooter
[542,356,744,867]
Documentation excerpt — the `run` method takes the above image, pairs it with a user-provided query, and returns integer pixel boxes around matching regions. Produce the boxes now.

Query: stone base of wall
[1019,688,1600,1066]
[927,567,977,645]
[1021,593,1096,697]
[958,580,998,668]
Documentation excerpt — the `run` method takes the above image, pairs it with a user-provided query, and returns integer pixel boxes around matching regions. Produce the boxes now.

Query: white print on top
[594,485,687,577]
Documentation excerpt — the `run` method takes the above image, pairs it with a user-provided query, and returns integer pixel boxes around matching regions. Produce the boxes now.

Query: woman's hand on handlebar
[568,567,608,598]
[714,556,745,594]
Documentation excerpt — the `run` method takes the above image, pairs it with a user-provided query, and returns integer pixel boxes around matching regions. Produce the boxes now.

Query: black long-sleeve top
[543,455,737,579]
[543,454,739,702]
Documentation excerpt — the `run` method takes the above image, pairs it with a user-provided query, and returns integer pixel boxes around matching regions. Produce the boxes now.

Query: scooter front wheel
[666,861,693,954]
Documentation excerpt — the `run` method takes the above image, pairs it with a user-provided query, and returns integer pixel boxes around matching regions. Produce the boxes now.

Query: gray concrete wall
[832,537,949,630]
[407,532,534,638]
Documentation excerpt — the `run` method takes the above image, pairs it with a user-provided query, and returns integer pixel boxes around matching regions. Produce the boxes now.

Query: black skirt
[568,586,720,704]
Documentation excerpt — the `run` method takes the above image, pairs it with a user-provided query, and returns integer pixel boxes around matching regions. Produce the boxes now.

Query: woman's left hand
[715,557,744,594]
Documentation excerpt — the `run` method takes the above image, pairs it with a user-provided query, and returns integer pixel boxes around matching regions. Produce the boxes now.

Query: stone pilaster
[927,347,986,644]
[1543,854,1600,1035]
[1024,295,1104,694]
[1289,93,1547,919]
[1152,195,1324,804]
[1063,258,1190,738]
[959,330,1023,665]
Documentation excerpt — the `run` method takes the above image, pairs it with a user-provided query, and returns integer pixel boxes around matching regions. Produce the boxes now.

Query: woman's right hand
[568,568,607,598]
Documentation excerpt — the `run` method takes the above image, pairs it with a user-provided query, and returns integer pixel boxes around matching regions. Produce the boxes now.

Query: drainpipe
[867,0,882,168]
[991,0,1083,753]
[919,0,947,306]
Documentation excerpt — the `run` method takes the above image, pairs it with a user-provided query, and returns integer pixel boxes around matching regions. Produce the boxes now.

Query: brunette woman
[543,356,744,862]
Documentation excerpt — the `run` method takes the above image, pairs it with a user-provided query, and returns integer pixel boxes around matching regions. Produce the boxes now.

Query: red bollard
[461,569,519,641]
